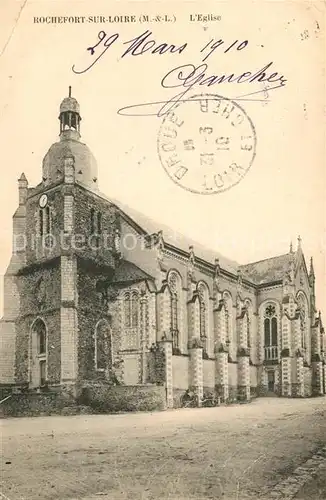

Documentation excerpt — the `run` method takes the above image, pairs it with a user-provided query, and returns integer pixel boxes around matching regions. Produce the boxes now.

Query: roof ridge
[104,195,241,271]
[241,252,291,268]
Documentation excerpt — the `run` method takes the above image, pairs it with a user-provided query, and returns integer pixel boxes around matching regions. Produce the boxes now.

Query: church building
[0,90,325,409]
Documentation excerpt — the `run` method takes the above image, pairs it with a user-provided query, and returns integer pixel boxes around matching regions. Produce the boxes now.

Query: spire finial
[290,241,293,253]
[68,86,72,98]
[18,172,27,182]
[297,235,302,249]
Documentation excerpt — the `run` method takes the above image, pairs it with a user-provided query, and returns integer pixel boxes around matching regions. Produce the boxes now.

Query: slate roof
[112,259,154,284]
[107,196,240,274]
[240,253,292,285]
[85,185,294,285]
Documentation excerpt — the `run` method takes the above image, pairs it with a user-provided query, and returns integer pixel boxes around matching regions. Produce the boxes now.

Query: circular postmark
[157,94,257,194]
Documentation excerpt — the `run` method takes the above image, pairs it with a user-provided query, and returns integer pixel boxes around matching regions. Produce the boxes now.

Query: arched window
[34,319,47,355]
[31,318,47,387]
[124,291,139,328]
[264,304,278,360]
[122,290,141,350]
[168,271,181,350]
[95,320,112,371]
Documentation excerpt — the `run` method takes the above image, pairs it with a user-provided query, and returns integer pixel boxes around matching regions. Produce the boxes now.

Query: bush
[181,389,198,408]
[202,391,216,407]
[78,385,166,413]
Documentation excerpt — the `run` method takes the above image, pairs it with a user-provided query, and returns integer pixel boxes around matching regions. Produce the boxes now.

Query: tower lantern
[58,86,81,140]
[43,88,98,188]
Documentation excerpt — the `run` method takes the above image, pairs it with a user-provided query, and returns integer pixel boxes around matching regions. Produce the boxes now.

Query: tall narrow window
[95,320,112,371]
[200,300,206,338]
[246,314,251,347]
[168,271,180,350]
[223,292,232,346]
[90,208,95,234]
[97,212,102,234]
[39,209,43,236]
[124,291,131,328]
[38,327,46,355]
[264,318,270,346]
[45,206,51,235]
[297,294,308,350]
[33,318,47,356]
[131,291,139,327]
[171,295,178,331]
[300,311,305,349]
[123,290,140,350]
[271,317,278,345]
[244,300,252,350]
[198,283,208,353]
[225,307,230,343]
[124,291,139,329]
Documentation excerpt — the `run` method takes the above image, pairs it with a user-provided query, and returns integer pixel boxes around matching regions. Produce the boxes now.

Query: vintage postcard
[0,1,325,499]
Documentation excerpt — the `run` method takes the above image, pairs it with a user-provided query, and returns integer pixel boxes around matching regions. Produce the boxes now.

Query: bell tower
[0,88,118,394]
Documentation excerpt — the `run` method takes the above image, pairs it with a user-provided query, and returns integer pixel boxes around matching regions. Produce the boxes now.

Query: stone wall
[304,367,312,397]
[203,359,215,388]
[74,186,117,267]
[228,362,238,401]
[250,364,258,396]
[77,262,113,381]
[172,355,189,389]
[15,261,61,384]
[25,187,63,265]
[0,322,16,383]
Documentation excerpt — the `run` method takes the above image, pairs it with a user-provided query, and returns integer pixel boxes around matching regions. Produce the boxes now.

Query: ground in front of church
[1,397,326,500]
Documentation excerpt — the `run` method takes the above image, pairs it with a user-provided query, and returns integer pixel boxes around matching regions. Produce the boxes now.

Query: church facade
[1,90,325,408]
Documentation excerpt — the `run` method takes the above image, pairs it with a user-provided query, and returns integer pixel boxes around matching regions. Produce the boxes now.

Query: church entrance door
[30,319,47,388]
[267,370,275,394]
[30,340,42,388]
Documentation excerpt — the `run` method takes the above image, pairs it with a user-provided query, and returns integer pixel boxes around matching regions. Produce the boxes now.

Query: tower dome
[60,96,80,115]
[42,87,98,190]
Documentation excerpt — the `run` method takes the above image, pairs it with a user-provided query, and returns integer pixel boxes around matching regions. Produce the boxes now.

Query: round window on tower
[39,194,48,208]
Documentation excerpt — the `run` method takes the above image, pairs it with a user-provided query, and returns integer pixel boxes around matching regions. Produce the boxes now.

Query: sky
[0,0,325,317]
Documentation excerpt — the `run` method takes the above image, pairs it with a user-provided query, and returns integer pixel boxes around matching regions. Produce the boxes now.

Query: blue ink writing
[121,30,187,58]
[72,30,187,74]
[117,62,286,117]
[200,38,249,62]
[72,30,288,117]
[72,31,119,74]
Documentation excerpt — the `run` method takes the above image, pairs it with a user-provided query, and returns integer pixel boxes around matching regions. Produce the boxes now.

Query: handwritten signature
[72,30,287,117]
